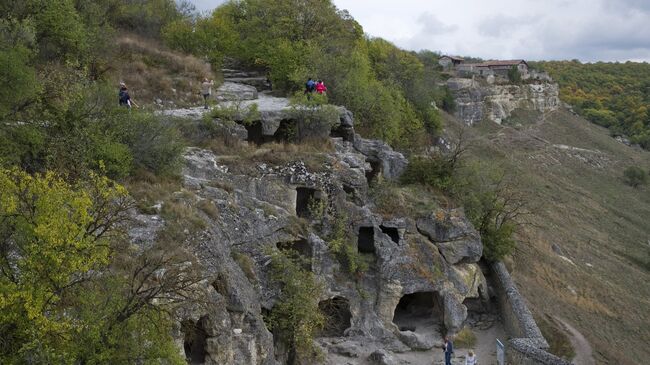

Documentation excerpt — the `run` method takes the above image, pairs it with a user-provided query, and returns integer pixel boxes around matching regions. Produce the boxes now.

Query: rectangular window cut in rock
[358,226,375,254]
[380,225,400,244]
[295,187,320,218]
[365,159,382,185]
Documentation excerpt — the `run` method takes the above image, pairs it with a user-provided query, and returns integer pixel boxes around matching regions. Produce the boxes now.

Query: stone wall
[490,262,573,365]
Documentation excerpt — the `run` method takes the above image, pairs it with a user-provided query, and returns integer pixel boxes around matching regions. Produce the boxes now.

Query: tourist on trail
[315,79,327,94]
[465,350,477,365]
[443,336,454,365]
[305,78,316,94]
[201,78,214,109]
[118,83,137,109]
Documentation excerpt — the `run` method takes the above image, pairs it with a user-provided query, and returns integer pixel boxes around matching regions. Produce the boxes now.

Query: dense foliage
[162,0,446,148]
[532,61,650,149]
[0,1,196,363]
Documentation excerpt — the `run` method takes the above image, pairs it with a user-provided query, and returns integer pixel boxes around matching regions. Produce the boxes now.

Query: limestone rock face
[447,78,560,125]
[352,135,408,181]
[216,82,259,101]
[131,126,483,363]
[416,209,483,264]
[223,95,356,143]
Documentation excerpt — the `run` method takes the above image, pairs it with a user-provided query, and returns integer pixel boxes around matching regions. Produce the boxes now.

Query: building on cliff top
[457,59,529,77]
[439,55,465,70]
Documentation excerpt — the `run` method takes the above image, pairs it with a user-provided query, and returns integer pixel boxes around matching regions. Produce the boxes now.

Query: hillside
[2,1,650,364]
[530,61,650,150]
[443,108,650,364]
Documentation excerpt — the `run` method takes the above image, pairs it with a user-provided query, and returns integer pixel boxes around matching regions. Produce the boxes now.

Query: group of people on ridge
[305,77,327,95]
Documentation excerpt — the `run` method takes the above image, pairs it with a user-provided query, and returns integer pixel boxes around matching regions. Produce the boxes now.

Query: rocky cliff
[447,78,560,125]
[139,85,490,364]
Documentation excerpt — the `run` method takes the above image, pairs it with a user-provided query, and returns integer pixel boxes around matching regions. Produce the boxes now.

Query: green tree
[0,168,192,364]
[508,65,522,84]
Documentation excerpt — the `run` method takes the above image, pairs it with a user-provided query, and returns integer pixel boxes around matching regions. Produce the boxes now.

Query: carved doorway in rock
[181,317,208,364]
[392,291,444,335]
[318,296,352,337]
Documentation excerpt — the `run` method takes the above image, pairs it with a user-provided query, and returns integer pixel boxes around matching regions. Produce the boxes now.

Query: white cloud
[189,0,650,61]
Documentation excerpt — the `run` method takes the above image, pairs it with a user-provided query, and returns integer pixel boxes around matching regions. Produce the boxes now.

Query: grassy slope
[111,35,216,107]
[445,109,650,364]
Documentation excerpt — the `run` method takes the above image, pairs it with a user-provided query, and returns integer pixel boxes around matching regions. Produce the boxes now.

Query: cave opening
[242,121,268,145]
[273,119,297,142]
[392,292,444,333]
[277,239,312,270]
[295,187,319,219]
[277,239,312,259]
[181,317,208,364]
[380,225,400,244]
[318,296,352,337]
[365,159,382,185]
[463,297,486,314]
[357,226,375,254]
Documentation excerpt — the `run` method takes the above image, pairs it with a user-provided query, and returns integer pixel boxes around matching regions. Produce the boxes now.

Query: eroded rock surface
[447,78,560,125]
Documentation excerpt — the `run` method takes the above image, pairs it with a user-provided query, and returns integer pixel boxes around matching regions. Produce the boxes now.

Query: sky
[188,0,650,62]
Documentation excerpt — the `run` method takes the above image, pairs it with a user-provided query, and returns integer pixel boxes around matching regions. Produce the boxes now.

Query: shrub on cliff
[266,250,325,363]
[623,166,648,188]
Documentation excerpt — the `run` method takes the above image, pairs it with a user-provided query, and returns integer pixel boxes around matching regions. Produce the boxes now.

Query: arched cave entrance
[380,225,400,244]
[318,296,352,337]
[392,292,444,334]
[181,317,208,364]
[358,226,375,254]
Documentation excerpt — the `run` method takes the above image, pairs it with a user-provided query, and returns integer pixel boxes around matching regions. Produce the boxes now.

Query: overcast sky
[189,0,650,62]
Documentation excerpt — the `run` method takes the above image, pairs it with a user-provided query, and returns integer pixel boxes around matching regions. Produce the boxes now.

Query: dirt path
[554,317,595,365]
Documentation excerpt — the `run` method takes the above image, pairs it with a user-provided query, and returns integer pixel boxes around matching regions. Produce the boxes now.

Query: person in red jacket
[315,79,327,94]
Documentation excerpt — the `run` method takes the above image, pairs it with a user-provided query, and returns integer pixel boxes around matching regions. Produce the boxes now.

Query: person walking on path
[443,336,454,365]
[465,350,477,365]
[315,79,327,94]
[201,78,214,109]
[118,83,137,109]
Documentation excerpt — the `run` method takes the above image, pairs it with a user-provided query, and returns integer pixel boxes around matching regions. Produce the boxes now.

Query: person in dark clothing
[305,78,316,94]
[119,83,132,108]
[443,336,454,365]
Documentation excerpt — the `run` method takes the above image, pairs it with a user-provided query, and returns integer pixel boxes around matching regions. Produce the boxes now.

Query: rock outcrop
[447,78,560,125]
[216,82,259,101]
[129,138,486,363]
[138,75,488,364]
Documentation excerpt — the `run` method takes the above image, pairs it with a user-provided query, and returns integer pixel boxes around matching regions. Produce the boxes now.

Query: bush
[623,166,648,188]
[401,156,455,191]
[118,112,185,177]
[454,328,477,348]
[327,212,368,275]
[266,250,324,363]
